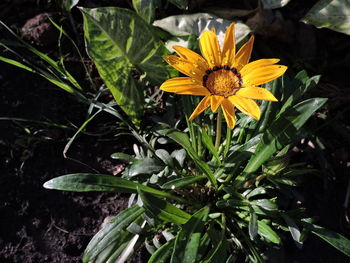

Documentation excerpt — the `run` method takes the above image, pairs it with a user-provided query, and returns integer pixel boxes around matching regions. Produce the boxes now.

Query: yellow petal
[189,96,211,120]
[240,59,280,76]
[210,95,224,112]
[160,77,210,96]
[229,96,261,120]
[199,30,221,68]
[236,87,278,101]
[221,99,236,129]
[234,35,254,70]
[164,55,204,81]
[242,65,287,86]
[221,23,236,67]
[173,46,209,72]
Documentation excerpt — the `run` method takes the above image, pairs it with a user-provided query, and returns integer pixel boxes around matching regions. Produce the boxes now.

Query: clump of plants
[2,1,350,263]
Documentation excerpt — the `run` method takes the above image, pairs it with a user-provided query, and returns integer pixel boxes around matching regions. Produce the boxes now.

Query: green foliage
[302,0,350,35]
[43,68,350,262]
[80,7,174,125]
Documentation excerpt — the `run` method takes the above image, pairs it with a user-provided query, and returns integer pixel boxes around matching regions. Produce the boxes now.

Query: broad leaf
[132,0,160,23]
[153,13,251,45]
[81,7,173,123]
[60,0,79,11]
[301,0,350,35]
[170,207,210,263]
[138,188,191,224]
[128,157,165,177]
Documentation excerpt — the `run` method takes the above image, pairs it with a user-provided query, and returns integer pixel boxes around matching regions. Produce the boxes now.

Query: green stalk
[215,108,223,151]
[223,125,232,159]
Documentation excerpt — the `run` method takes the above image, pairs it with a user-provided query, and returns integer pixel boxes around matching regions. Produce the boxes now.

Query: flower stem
[215,108,223,151]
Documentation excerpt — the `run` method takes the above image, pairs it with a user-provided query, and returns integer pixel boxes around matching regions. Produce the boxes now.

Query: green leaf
[248,207,258,240]
[166,130,217,188]
[301,0,350,35]
[257,221,281,244]
[138,188,191,224]
[279,74,320,115]
[161,175,207,189]
[282,214,302,246]
[243,98,327,175]
[43,173,185,202]
[170,207,210,263]
[83,205,144,262]
[168,0,188,10]
[301,222,350,257]
[110,152,137,162]
[59,0,79,11]
[128,157,165,177]
[80,7,173,124]
[261,0,291,9]
[132,0,160,23]
[201,128,221,164]
[148,239,175,263]
[153,13,250,44]
[156,149,174,167]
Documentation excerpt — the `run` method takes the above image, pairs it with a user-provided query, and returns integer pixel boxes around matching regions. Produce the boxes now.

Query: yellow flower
[160,23,287,129]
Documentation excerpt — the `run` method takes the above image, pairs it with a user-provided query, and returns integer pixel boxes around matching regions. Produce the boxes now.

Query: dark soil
[1,0,350,263]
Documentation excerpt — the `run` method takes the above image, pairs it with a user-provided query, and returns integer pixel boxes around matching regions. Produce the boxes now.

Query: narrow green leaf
[168,0,188,9]
[248,207,258,240]
[301,221,350,257]
[161,176,207,189]
[148,239,175,263]
[282,214,302,246]
[83,205,144,262]
[201,128,221,164]
[243,98,327,175]
[166,129,217,188]
[43,173,185,202]
[257,221,281,244]
[170,207,210,263]
[138,188,191,225]
[110,152,137,162]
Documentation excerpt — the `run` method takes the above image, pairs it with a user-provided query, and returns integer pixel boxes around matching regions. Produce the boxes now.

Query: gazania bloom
[160,23,287,129]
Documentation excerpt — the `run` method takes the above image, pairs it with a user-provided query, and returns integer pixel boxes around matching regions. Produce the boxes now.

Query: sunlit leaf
[301,0,350,35]
[170,207,210,263]
[161,176,207,189]
[153,13,251,45]
[261,0,292,9]
[148,239,175,263]
[165,129,217,188]
[138,188,191,224]
[82,205,144,262]
[81,7,173,124]
[242,98,327,175]
[43,173,185,202]
[132,0,160,23]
